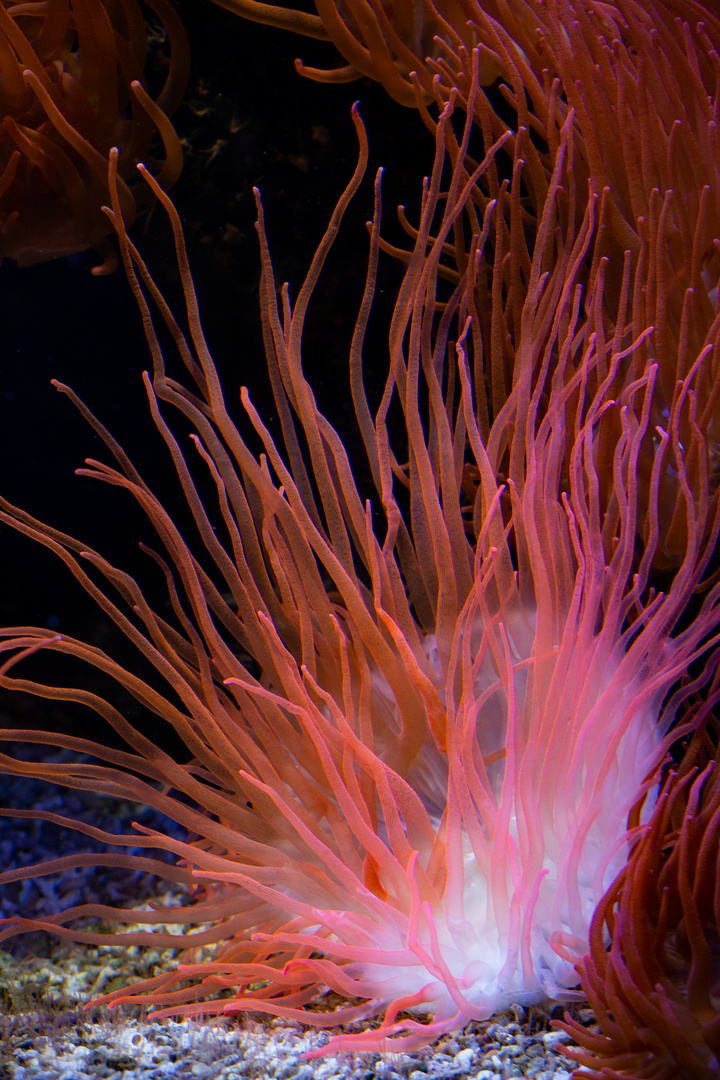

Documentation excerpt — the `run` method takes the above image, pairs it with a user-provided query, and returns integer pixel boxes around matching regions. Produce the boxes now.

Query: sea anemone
[206,0,550,103]
[216,0,720,567]
[555,721,720,1079]
[0,70,718,1052]
[0,0,188,272]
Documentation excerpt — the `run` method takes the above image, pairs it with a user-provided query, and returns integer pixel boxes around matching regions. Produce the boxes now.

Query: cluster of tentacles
[554,719,720,1078]
[0,0,719,1078]
[0,0,188,271]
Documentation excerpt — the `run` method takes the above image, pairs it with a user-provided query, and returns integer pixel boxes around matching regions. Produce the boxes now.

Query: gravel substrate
[0,945,587,1080]
[0,933,590,1079]
[0,1009,582,1080]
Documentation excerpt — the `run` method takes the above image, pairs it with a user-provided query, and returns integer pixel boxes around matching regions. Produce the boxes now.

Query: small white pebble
[454,1047,474,1071]
[543,1029,573,1047]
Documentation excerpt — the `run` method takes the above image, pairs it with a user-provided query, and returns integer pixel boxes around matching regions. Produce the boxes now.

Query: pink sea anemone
[0,75,718,1053]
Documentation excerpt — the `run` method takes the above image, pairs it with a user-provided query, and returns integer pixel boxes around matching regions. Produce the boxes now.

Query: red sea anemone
[218,0,720,569]
[0,67,718,1052]
[0,0,188,272]
[555,723,720,1079]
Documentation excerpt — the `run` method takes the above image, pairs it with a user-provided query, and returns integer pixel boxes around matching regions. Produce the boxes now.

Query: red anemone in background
[0,0,188,272]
